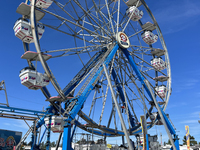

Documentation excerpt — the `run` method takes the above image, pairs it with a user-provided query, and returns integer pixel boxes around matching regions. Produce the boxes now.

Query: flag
[185,125,190,150]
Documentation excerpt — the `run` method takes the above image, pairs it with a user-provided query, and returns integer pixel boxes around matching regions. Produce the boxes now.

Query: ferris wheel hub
[116,32,130,49]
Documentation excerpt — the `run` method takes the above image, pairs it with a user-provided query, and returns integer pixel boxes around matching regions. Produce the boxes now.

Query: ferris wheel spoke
[98,82,109,125]
[117,59,151,103]
[130,45,165,51]
[53,1,77,22]
[122,10,136,32]
[44,45,100,54]
[42,23,104,47]
[116,0,120,33]
[128,24,155,39]
[91,0,113,36]
[73,0,113,39]
[69,1,81,19]
[124,91,139,123]
[122,85,132,127]
[113,105,117,131]
[105,0,115,35]
[74,37,86,67]
[131,52,168,76]
[48,48,103,58]
[89,90,97,117]
[82,20,110,38]
[42,9,110,41]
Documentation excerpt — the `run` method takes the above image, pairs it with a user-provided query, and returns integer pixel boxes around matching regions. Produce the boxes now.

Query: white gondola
[151,57,166,71]
[155,85,166,98]
[37,23,45,39]
[19,67,50,90]
[13,19,33,43]
[126,6,143,21]
[13,19,45,43]
[141,31,158,45]
[44,116,64,133]
[30,0,53,9]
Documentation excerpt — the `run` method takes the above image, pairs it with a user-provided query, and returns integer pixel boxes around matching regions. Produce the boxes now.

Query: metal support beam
[62,123,73,150]
[111,69,135,127]
[56,133,62,150]
[31,121,35,150]
[38,128,47,145]
[0,80,9,107]
[145,80,177,150]
[46,116,51,150]
[103,64,133,150]
[122,48,179,150]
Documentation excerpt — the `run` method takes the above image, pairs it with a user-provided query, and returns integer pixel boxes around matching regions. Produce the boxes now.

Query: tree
[183,135,197,146]
[40,141,46,150]
[166,139,171,145]
[50,141,56,147]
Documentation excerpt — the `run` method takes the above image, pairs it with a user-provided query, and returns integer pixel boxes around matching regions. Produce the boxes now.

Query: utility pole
[160,132,162,146]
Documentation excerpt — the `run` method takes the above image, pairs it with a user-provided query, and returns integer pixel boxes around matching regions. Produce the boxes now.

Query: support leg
[103,64,133,150]
[55,133,62,150]
[62,123,73,150]
[31,121,35,150]
[46,116,51,150]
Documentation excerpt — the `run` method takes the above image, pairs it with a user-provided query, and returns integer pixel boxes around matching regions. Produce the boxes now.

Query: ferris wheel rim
[26,0,172,137]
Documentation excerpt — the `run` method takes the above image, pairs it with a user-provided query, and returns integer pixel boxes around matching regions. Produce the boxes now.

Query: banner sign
[185,125,190,150]
[0,129,22,150]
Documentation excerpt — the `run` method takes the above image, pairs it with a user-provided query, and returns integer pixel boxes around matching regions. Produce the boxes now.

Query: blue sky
[0,0,200,146]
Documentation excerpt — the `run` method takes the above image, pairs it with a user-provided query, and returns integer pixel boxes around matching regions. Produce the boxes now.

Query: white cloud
[180,119,198,124]
[3,122,11,126]
[153,0,200,34]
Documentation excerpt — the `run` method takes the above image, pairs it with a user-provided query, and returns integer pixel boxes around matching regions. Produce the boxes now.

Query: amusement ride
[0,0,180,149]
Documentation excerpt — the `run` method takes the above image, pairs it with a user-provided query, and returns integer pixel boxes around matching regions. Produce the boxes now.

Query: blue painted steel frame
[146,134,149,150]
[63,48,107,96]
[0,105,53,117]
[122,48,179,150]
[0,105,55,150]
[111,69,136,127]
[122,48,153,100]
[38,128,47,145]
[62,44,119,150]
[62,123,73,150]
[46,116,52,150]
[65,44,119,123]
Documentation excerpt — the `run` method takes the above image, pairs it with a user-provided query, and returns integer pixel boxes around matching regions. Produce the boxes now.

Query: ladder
[63,44,115,116]
[15,127,33,150]
[62,50,105,96]
[76,45,114,97]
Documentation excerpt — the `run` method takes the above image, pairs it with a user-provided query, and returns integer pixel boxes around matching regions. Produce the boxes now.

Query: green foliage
[50,141,56,147]
[183,135,197,146]
[166,139,171,145]
[25,141,58,149]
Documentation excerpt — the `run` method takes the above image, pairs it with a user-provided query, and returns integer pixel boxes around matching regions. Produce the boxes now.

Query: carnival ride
[0,0,180,149]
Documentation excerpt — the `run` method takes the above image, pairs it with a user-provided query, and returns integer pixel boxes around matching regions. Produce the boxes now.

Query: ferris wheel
[14,0,172,149]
